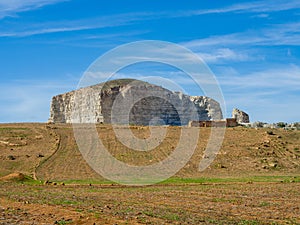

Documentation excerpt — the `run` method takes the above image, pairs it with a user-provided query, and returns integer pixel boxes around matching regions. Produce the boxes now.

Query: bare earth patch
[0,182,299,224]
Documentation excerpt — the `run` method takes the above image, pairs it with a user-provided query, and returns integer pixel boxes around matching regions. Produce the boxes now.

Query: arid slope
[0,123,299,181]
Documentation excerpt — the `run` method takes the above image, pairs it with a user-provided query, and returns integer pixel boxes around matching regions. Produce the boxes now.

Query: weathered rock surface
[190,96,223,120]
[49,79,223,125]
[232,108,250,124]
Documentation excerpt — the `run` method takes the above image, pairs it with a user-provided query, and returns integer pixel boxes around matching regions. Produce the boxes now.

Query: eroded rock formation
[232,108,250,124]
[49,79,223,125]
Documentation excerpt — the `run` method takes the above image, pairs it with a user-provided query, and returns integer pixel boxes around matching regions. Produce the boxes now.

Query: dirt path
[35,126,102,181]
[34,126,61,181]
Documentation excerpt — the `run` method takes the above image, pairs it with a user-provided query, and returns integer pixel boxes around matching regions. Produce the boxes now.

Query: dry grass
[0,123,300,224]
[0,181,299,224]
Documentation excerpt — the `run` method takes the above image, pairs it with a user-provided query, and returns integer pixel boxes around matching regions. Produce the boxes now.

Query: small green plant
[162,212,180,221]
[238,220,260,225]
[259,201,271,207]
[212,198,227,203]
[94,212,100,219]
[143,211,155,217]
[51,199,79,206]
[54,219,72,225]
[75,208,83,212]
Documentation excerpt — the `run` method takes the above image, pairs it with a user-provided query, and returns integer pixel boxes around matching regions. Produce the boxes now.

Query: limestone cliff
[48,79,223,125]
[190,96,223,121]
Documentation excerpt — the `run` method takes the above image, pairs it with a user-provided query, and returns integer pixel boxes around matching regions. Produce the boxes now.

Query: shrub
[277,122,287,128]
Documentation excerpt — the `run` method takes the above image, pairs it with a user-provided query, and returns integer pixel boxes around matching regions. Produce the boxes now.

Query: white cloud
[0,79,77,122]
[196,48,251,63]
[184,21,300,49]
[217,64,300,122]
[0,12,153,37]
[219,64,300,89]
[180,21,300,64]
[177,0,300,17]
[0,26,92,37]
[251,13,270,18]
[1,0,300,37]
[223,91,300,123]
[0,0,67,19]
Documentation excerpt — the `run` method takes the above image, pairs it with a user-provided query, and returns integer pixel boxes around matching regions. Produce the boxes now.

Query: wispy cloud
[163,5,300,65]
[184,21,300,49]
[182,20,300,66]
[2,0,300,37]
[251,13,270,18]
[177,0,300,17]
[0,78,78,122]
[219,64,300,90]
[196,48,253,63]
[216,64,300,122]
[0,0,68,19]
[0,12,153,37]
[0,26,93,37]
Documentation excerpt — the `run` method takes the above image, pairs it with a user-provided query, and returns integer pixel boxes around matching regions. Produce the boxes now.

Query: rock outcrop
[190,96,223,120]
[49,79,223,125]
[232,108,249,124]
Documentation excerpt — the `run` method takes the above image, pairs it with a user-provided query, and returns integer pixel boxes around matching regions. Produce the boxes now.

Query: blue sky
[0,0,299,123]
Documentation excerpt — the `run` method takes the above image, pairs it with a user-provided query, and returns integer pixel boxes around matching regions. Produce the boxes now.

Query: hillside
[0,123,299,182]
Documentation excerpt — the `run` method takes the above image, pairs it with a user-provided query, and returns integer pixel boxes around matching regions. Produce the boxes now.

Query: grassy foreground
[0,177,299,224]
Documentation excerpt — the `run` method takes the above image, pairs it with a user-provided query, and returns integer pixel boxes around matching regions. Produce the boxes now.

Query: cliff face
[48,79,223,125]
[190,96,223,121]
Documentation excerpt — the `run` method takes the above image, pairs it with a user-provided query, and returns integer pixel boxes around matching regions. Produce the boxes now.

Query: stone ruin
[232,108,250,124]
[48,79,223,126]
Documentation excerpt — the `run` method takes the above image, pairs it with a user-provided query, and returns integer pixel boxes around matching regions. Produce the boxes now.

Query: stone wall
[188,118,237,127]
[48,79,223,125]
